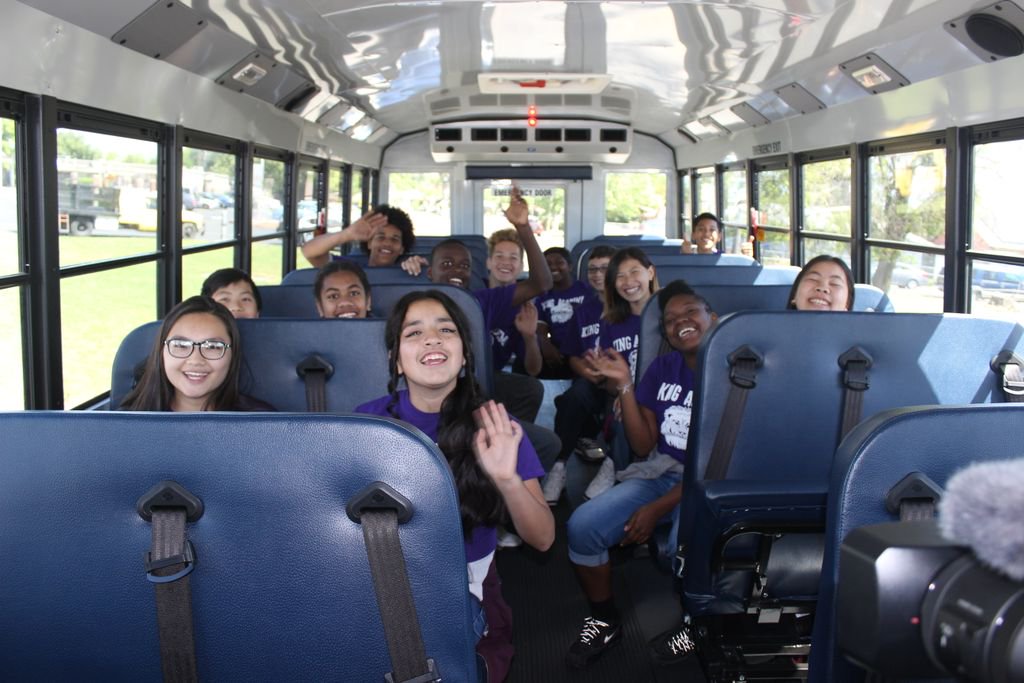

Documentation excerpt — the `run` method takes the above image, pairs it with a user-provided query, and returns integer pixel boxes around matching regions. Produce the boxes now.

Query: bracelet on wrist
[618,383,633,395]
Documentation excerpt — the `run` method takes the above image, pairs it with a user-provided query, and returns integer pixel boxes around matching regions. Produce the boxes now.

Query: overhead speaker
[945,2,1024,62]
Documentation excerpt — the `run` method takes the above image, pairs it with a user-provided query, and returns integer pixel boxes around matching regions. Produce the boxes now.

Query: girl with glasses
[121,296,274,412]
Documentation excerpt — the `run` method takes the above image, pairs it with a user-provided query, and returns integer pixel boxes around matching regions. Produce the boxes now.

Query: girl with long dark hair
[355,290,554,681]
[120,296,273,411]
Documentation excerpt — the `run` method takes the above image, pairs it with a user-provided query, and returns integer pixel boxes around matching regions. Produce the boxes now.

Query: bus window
[972,139,1024,262]
[60,263,157,408]
[295,163,323,268]
[695,166,717,216]
[721,166,747,253]
[0,116,23,409]
[754,164,791,266]
[805,238,852,265]
[0,288,23,409]
[328,166,344,230]
[57,129,159,266]
[182,145,235,244]
[386,171,451,236]
[183,247,234,298]
[868,146,946,313]
[483,182,565,251]
[350,168,365,217]
[870,246,942,312]
[1,117,16,275]
[251,155,286,285]
[801,156,852,262]
[679,171,691,239]
[604,170,667,238]
[968,260,1024,324]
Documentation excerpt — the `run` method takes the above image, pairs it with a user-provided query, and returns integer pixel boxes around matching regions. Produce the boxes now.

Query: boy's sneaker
[566,616,621,668]
[584,458,616,500]
[575,437,607,463]
[649,622,697,665]
[541,460,567,505]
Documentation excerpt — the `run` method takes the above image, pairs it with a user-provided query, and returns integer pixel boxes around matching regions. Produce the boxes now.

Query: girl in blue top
[355,290,554,677]
[563,280,716,669]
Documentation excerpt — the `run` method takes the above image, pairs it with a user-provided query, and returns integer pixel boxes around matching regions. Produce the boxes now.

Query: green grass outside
[2,233,290,408]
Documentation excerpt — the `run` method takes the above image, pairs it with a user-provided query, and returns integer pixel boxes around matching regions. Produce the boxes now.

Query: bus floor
[496,497,706,682]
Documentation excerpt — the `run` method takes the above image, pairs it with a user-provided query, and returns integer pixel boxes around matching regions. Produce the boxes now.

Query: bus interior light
[839,53,909,94]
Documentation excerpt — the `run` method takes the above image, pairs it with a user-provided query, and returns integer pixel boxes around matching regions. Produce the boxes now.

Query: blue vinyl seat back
[680,312,1024,612]
[655,264,799,286]
[569,235,667,279]
[646,252,759,268]
[0,411,477,682]
[635,285,793,383]
[111,316,493,411]
[852,284,893,312]
[260,284,320,318]
[636,284,891,386]
[281,267,320,286]
[808,404,1024,683]
[689,312,1024,484]
[111,319,390,412]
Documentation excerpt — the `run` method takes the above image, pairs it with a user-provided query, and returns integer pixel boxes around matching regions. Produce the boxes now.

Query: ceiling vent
[430,120,631,163]
[478,73,613,94]
[946,1,1024,62]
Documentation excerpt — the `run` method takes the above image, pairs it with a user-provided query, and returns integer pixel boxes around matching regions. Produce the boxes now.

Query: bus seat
[852,284,893,312]
[282,260,486,290]
[808,403,1024,683]
[281,267,319,286]
[569,236,668,279]
[678,312,1024,676]
[262,282,492,395]
[656,264,800,286]
[0,411,478,681]
[646,251,759,267]
[111,316,493,411]
[260,285,319,318]
[634,287,793,385]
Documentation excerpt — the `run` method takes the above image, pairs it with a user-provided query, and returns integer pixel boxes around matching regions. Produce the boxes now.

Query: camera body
[838,520,1024,682]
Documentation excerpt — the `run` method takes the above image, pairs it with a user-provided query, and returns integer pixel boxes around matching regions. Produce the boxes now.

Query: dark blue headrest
[0,411,477,681]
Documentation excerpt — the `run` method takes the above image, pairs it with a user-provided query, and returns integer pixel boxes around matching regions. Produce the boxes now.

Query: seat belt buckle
[839,346,872,391]
[144,540,196,584]
[384,657,442,683]
[1003,364,1024,396]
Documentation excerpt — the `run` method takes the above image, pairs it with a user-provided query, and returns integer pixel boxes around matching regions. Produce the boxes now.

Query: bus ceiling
[12,0,1024,160]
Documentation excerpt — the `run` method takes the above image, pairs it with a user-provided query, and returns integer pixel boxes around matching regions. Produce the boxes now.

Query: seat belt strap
[148,509,199,683]
[838,347,873,441]
[297,354,335,412]
[139,481,203,683]
[705,346,762,480]
[347,482,440,683]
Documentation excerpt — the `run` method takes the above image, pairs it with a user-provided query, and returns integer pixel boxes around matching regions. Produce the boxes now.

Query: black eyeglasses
[587,265,609,274]
[163,338,231,360]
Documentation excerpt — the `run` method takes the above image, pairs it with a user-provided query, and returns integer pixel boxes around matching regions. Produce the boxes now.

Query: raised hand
[472,400,523,485]
[503,185,530,229]
[345,209,388,242]
[514,301,539,336]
